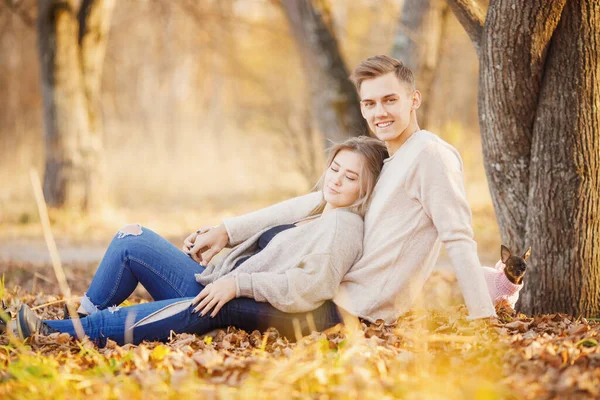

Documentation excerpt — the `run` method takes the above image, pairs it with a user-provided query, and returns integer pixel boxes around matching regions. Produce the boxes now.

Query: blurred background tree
[392,0,448,129]
[0,0,488,257]
[37,0,115,211]
[280,0,367,145]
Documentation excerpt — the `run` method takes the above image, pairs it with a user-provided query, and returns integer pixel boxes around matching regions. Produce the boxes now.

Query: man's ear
[411,90,422,110]
[501,245,511,263]
[522,247,531,262]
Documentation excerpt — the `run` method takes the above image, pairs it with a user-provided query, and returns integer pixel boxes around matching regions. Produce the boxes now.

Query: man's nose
[375,102,388,117]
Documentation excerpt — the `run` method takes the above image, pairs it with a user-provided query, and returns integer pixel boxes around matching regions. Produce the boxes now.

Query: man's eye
[386,98,396,103]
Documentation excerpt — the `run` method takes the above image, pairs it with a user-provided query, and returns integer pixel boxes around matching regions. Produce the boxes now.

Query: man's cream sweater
[197,209,363,313]
[222,130,497,322]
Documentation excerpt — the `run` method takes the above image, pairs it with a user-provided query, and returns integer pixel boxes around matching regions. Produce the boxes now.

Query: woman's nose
[333,173,343,185]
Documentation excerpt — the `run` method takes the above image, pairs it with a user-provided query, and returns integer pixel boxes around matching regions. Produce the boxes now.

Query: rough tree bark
[448,0,600,316]
[37,0,115,210]
[392,0,448,129]
[280,0,368,145]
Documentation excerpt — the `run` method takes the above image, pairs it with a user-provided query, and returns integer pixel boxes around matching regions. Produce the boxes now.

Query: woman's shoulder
[319,209,364,242]
[321,208,363,225]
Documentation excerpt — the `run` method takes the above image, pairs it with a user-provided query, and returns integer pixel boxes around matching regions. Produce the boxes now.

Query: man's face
[359,72,418,145]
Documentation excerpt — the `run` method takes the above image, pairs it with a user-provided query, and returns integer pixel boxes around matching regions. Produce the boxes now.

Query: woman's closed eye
[346,176,356,181]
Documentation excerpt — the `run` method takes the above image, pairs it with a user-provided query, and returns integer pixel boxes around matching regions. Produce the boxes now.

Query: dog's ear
[501,245,511,263]
[522,247,531,262]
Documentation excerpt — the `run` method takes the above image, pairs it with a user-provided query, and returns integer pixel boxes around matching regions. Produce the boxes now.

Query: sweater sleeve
[413,142,497,320]
[235,254,341,313]
[222,192,322,246]
[234,211,363,313]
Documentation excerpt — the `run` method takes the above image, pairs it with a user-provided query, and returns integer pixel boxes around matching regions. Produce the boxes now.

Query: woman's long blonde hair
[309,136,388,218]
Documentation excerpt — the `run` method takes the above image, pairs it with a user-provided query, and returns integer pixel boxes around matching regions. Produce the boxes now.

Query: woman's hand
[182,224,229,265]
[191,278,236,317]
[182,226,211,263]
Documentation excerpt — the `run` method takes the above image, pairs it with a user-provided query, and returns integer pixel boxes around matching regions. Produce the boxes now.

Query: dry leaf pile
[1,263,599,399]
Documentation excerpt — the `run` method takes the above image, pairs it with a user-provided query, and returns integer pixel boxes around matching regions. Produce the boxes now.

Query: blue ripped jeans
[45,226,343,346]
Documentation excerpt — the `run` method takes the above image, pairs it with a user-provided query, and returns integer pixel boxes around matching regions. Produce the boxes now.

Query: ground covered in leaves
[1,260,600,399]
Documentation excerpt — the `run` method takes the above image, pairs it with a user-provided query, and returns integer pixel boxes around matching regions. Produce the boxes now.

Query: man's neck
[386,122,421,156]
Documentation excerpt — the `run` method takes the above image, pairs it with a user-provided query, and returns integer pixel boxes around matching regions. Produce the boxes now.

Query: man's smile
[375,120,394,128]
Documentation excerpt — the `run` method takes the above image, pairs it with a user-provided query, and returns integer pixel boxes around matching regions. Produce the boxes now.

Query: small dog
[501,245,531,285]
[482,245,531,308]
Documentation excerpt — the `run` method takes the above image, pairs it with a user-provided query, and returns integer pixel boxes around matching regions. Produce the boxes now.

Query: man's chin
[373,130,401,142]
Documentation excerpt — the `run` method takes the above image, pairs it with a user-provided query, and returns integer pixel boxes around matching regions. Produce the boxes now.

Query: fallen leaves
[1,265,600,399]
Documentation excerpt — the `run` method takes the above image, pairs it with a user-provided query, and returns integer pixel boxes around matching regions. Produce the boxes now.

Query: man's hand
[191,278,236,317]
[182,224,229,266]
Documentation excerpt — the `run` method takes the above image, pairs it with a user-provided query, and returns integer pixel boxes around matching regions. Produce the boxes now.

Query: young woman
[12,136,388,346]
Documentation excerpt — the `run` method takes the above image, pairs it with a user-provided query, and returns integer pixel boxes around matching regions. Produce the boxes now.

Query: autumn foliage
[1,264,599,399]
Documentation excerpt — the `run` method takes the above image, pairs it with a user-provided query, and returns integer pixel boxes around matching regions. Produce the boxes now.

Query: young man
[189,55,497,323]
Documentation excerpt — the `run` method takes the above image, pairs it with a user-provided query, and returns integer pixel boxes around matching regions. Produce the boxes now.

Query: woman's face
[323,149,364,209]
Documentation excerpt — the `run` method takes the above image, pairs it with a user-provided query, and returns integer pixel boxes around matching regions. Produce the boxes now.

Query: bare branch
[445,0,485,54]
[2,0,35,27]
[77,0,93,44]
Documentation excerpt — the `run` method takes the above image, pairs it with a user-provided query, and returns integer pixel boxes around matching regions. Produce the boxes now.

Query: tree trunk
[37,0,114,210]
[392,0,448,129]
[448,0,600,316]
[280,0,368,145]
[522,0,600,316]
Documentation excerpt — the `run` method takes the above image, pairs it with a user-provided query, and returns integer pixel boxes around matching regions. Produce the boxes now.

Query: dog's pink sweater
[482,261,523,308]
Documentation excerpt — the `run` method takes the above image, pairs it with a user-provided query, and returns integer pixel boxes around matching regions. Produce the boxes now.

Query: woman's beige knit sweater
[196,209,363,313]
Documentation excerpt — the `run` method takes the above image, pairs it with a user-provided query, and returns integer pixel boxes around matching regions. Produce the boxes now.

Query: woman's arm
[235,254,340,313]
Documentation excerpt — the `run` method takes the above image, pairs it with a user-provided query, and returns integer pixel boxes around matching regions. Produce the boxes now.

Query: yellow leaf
[150,345,170,361]
[575,338,598,348]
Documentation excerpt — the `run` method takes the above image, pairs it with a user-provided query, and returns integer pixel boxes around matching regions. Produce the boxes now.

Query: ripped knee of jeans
[117,223,143,239]
[108,305,121,313]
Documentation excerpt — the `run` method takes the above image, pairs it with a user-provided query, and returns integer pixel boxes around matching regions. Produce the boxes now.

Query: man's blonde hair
[309,136,388,218]
[349,55,415,93]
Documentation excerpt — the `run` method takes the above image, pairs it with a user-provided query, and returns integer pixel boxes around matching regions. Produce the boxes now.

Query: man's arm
[188,192,322,265]
[415,142,497,320]
[222,191,322,246]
